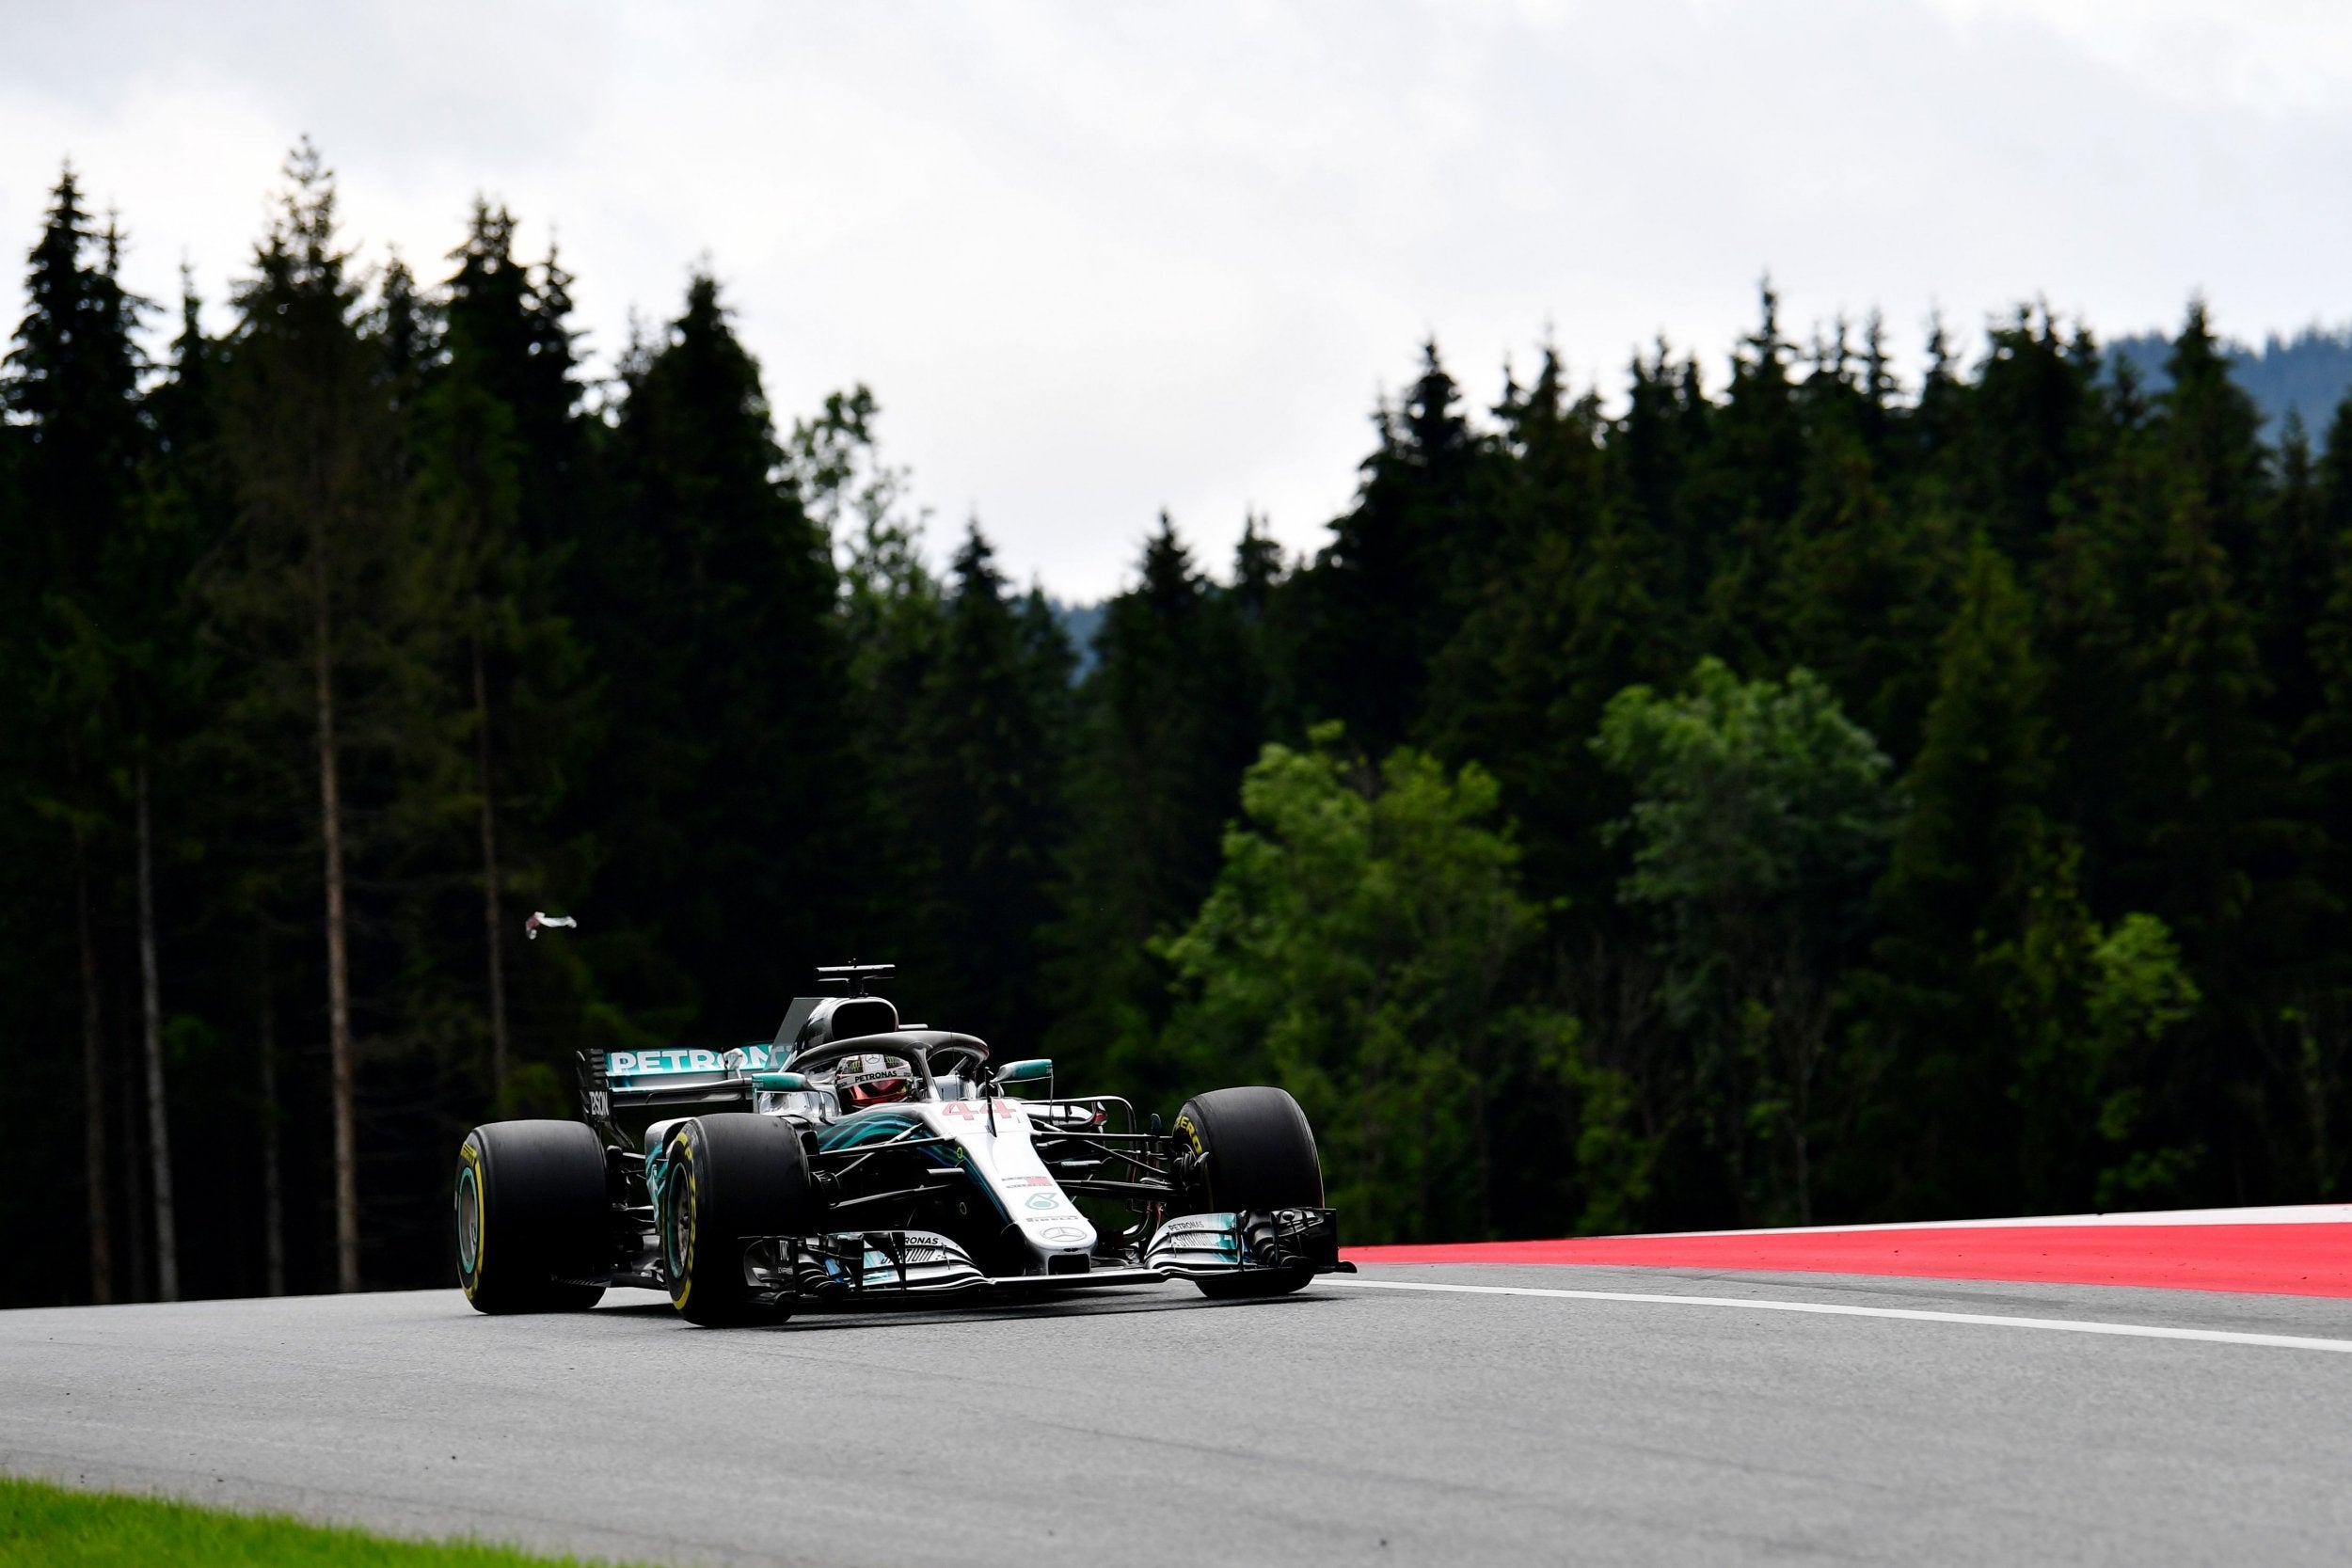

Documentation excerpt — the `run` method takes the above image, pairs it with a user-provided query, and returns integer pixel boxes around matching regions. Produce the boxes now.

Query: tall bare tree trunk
[259,925,285,1296]
[73,824,113,1306]
[120,1045,149,1301]
[135,758,179,1300]
[314,539,359,1292]
[473,628,509,1106]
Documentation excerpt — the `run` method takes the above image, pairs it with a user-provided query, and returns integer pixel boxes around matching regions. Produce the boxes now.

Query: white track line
[1333,1277,2352,1354]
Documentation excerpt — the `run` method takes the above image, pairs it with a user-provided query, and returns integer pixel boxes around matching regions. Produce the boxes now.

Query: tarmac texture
[6,1265,2351,1566]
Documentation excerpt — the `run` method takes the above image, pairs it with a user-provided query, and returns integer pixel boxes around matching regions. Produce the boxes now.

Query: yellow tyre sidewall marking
[672,1136,698,1311]
[458,1140,487,1299]
[1174,1115,1211,1208]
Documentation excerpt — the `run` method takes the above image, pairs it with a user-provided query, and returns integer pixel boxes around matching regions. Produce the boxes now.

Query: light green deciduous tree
[1594,658,1897,1225]
[1155,726,1579,1243]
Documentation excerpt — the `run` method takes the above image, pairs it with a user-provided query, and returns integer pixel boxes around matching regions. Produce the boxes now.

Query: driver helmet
[834,1052,914,1110]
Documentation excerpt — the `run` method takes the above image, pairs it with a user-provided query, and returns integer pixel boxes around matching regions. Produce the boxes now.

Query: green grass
[0,1477,638,1567]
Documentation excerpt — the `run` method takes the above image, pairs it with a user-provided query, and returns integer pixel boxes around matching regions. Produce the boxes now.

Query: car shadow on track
[594,1288,1341,1335]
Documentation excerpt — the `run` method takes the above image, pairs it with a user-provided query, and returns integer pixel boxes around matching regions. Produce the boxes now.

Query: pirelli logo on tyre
[672,1138,701,1309]
[456,1138,487,1297]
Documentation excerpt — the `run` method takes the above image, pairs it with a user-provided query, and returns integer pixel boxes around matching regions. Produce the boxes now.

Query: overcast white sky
[6,1,2350,599]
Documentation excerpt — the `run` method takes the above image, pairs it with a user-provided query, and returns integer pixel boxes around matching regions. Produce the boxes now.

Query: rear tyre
[1170,1086,1325,1300]
[455,1120,610,1314]
[660,1113,817,1326]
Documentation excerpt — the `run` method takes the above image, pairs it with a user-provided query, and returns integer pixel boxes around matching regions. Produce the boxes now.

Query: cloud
[6,1,2347,597]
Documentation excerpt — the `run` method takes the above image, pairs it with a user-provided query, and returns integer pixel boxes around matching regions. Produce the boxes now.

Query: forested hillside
[10,147,2352,1305]
[2110,325,2352,441]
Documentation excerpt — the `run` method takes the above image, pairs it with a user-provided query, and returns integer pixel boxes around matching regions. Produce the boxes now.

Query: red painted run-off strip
[1343,1224,2352,1298]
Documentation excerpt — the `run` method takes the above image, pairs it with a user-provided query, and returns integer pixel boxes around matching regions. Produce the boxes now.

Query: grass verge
[0,1476,632,1566]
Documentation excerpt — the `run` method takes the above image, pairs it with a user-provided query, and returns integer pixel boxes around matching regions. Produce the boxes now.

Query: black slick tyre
[455,1120,610,1314]
[660,1113,816,1326]
[1170,1086,1325,1299]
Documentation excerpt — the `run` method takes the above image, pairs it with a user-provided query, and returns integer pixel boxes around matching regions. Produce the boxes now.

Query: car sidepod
[659,1090,1351,1309]
[738,1099,1148,1302]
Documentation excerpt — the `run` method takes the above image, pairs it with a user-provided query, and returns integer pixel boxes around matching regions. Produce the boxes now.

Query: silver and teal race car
[454,965,1349,1323]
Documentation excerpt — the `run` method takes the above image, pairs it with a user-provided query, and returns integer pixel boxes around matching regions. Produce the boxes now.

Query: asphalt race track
[8,1264,2352,1565]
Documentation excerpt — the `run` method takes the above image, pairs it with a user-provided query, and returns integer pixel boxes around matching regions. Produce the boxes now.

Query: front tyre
[660,1113,816,1326]
[455,1120,609,1314]
[1171,1086,1325,1300]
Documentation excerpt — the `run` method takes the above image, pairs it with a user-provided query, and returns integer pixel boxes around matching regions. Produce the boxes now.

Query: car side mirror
[752,1071,809,1092]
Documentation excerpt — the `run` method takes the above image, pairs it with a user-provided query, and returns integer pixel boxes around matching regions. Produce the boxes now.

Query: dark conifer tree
[895,525,1070,1041]
[1958,309,2106,563]
[1846,542,2055,1216]
[440,202,589,553]
[587,273,849,1039]
[148,277,221,482]
[0,165,148,1305]
[96,262,222,1306]
[413,199,597,1115]
[1422,349,1655,893]
[1770,379,1955,760]
[1046,515,1267,1097]
[2126,309,2311,960]
[2158,301,2266,571]
[4,168,146,587]
[2299,396,2352,891]
[1618,341,1713,610]
[2253,416,2331,750]
[1691,283,1805,670]
[2289,398,2352,1192]
[208,141,426,1291]
[1907,316,1974,489]
[1299,342,1490,755]
[1227,511,1300,738]
[2033,369,2147,912]
[373,253,433,415]
[139,275,270,1298]
[2118,373,2314,1198]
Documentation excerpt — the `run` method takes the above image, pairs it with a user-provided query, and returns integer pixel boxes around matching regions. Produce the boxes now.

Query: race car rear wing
[578,1048,756,1132]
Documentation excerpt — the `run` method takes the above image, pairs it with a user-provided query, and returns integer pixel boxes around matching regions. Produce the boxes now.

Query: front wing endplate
[1142,1207,1351,1279]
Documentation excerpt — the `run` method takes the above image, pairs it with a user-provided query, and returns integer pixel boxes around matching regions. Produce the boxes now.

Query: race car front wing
[1141,1207,1349,1278]
[737,1207,1351,1303]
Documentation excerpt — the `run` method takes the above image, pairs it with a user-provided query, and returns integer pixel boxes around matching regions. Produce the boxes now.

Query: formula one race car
[454,964,1349,1323]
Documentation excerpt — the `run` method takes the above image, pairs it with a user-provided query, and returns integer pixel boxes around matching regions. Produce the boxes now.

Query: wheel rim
[454,1164,483,1277]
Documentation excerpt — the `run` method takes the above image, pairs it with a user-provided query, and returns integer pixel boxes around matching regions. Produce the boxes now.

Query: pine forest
[9,147,2352,1305]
